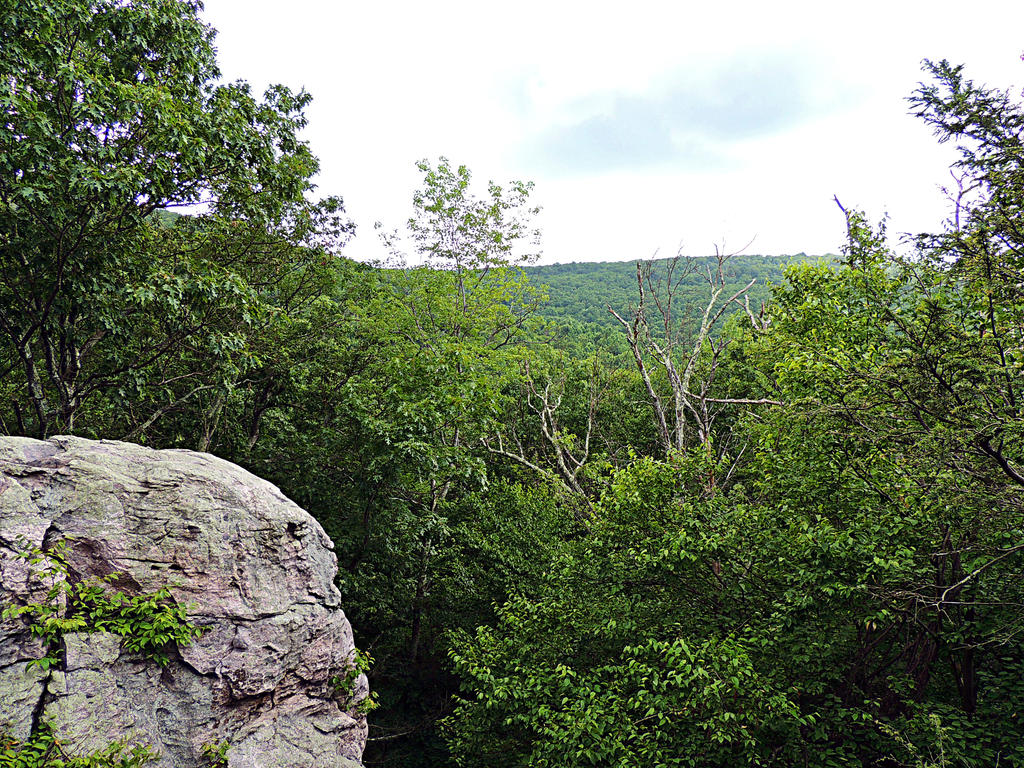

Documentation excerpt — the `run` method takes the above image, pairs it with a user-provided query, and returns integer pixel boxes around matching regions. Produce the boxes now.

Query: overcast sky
[200,1,1024,265]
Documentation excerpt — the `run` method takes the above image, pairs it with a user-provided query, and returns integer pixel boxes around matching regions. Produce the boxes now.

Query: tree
[480,343,636,515]
[400,158,541,302]
[277,159,550,768]
[100,211,352,449]
[609,249,772,468]
[447,456,808,768]
[0,0,345,437]
[444,61,1024,768]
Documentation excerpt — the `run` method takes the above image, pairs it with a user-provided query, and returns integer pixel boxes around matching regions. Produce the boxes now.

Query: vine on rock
[0,723,157,768]
[1,538,208,765]
[2,539,204,668]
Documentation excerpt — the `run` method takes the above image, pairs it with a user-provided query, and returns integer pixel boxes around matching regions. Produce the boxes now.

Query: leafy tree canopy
[0,0,350,438]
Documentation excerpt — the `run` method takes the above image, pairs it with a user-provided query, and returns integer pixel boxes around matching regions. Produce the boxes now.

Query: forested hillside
[524,254,814,330]
[2,2,1024,767]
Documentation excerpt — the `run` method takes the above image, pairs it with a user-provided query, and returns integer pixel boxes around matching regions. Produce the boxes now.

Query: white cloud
[200,0,1024,263]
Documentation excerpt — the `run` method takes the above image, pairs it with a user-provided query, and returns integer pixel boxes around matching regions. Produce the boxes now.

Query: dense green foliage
[0,0,350,440]
[1,724,156,768]
[523,255,810,330]
[2,3,1023,766]
[443,62,1024,767]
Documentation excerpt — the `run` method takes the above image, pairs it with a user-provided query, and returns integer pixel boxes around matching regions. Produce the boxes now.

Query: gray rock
[0,436,367,767]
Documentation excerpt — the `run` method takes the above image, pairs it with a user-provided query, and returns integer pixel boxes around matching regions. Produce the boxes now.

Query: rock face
[0,436,367,768]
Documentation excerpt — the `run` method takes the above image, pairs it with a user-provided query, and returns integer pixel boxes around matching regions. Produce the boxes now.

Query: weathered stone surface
[0,436,367,767]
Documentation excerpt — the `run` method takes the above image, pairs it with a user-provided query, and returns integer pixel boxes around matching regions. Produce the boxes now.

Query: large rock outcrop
[0,436,367,767]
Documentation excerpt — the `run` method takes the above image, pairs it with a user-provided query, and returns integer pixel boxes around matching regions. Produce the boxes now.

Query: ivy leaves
[0,722,157,768]
[1,539,204,669]
[0,538,205,764]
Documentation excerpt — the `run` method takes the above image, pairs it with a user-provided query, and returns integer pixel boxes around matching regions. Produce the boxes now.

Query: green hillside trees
[443,61,1024,768]
[0,0,348,438]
